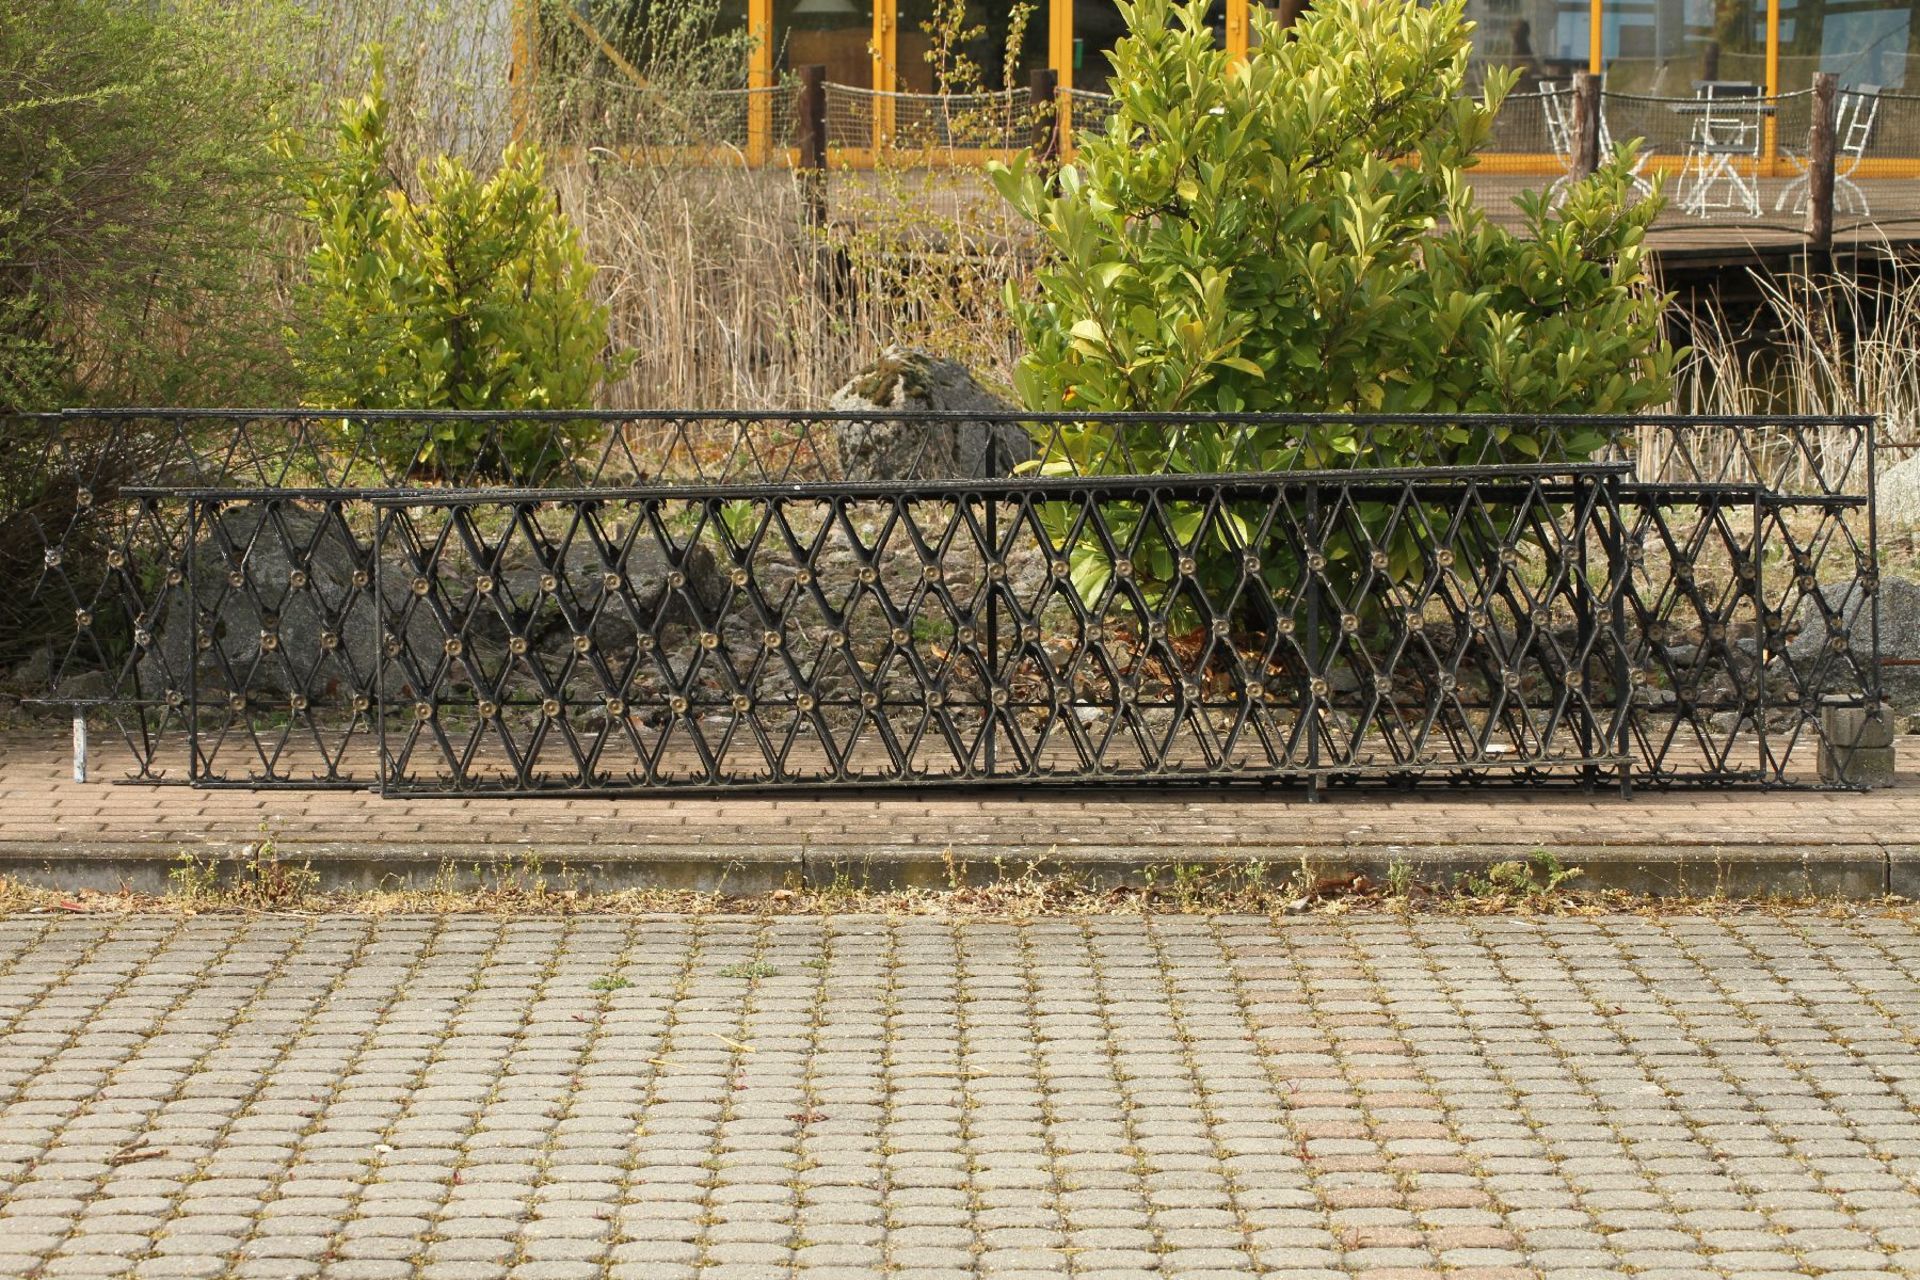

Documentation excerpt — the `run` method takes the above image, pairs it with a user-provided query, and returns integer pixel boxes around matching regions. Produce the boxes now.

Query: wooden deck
[1465,173,1920,269]
[810,164,1920,293]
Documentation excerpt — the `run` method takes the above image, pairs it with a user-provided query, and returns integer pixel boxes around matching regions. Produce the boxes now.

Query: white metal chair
[1677,81,1766,216]
[1539,80,1655,208]
[1540,80,1574,205]
[1776,84,1880,217]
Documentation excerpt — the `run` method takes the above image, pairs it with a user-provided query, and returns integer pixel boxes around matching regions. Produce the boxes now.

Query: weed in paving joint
[719,961,777,979]
[1459,849,1584,904]
[1386,859,1415,900]
[167,826,319,911]
[23,844,1901,919]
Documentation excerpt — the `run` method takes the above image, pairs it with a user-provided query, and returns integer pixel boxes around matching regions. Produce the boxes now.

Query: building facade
[678,1,1916,98]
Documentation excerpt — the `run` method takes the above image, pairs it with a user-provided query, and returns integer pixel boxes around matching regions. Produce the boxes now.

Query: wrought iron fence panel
[1615,483,1772,782]
[5,409,1880,791]
[1606,475,1876,784]
[370,467,1628,793]
[168,491,389,788]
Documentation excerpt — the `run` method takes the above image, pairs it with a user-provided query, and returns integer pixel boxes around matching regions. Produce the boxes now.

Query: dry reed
[557,160,1031,409]
[1673,259,1920,491]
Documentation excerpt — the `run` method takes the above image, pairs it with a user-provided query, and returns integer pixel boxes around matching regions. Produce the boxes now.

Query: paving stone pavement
[2,911,1920,1279]
[6,734,1920,899]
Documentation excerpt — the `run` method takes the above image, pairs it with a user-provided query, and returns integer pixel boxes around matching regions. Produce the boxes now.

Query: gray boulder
[138,502,422,706]
[139,502,728,707]
[829,347,1036,481]
[1787,574,1920,712]
[10,646,53,697]
[1877,450,1920,535]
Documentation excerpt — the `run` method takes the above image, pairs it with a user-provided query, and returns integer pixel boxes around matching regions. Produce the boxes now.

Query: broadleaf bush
[990,0,1677,613]
[280,57,630,481]
[1,0,297,671]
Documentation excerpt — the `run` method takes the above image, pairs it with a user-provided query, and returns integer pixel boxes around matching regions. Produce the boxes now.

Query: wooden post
[1571,72,1601,181]
[509,0,539,143]
[747,0,773,166]
[797,65,828,230]
[1048,0,1074,157]
[1225,0,1252,59]
[1806,71,1838,257]
[1029,67,1060,171]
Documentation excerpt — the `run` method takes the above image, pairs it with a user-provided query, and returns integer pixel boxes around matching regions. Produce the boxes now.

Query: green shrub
[0,0,292,411]
[990,0,1676,612]
[280,57,629,480]
[1,0,296,670]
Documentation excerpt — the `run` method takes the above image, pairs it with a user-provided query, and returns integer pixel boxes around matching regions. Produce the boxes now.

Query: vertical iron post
[1574,474,1596,791]
[372,503,391,797]
[185,497,202,783]
[1305,481,1321,801]
[984,433,1001,776]
[1867,415,1882,716]
[1608,473,1631,797]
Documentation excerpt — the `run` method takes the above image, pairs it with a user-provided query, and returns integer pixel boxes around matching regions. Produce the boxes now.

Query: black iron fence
[3,409,1880,792]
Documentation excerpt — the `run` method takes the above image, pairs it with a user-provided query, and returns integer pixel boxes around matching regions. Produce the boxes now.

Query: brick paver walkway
[3,911,1920,1279]
[4,734,1919,876]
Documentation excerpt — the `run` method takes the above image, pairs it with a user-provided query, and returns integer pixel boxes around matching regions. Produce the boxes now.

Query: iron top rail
[57,407,1878,428]
[275,461,1634,503]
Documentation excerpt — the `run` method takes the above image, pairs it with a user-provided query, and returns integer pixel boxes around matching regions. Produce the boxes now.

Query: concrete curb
[0,838,1908,899]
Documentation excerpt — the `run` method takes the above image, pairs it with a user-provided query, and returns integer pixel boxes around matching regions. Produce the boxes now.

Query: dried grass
[556,160,1030,409]
[1673,260,1920,482]
[3,852,1905,920]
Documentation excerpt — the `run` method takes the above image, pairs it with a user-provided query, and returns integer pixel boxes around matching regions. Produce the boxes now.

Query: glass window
[894,2,1049,92]
[1073,0,1222,94]
[1600,0,1766,94]
[1464,0,1594,89]
[540,1,753,80]
[776,0,876,87]
[537,1,756,146]
[1778,0,1918,92]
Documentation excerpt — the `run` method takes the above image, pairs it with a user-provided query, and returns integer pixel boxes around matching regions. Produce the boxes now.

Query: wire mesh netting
[1487,86,1565,157]
[546,80,1111,164]
[543,80,793,160]
[540,76,1920,253]
[819,83,876,154]
[1063,89,1123,141]
[822,85,1047,156]
[4,411,1882,794]
[881,87,1036,151]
